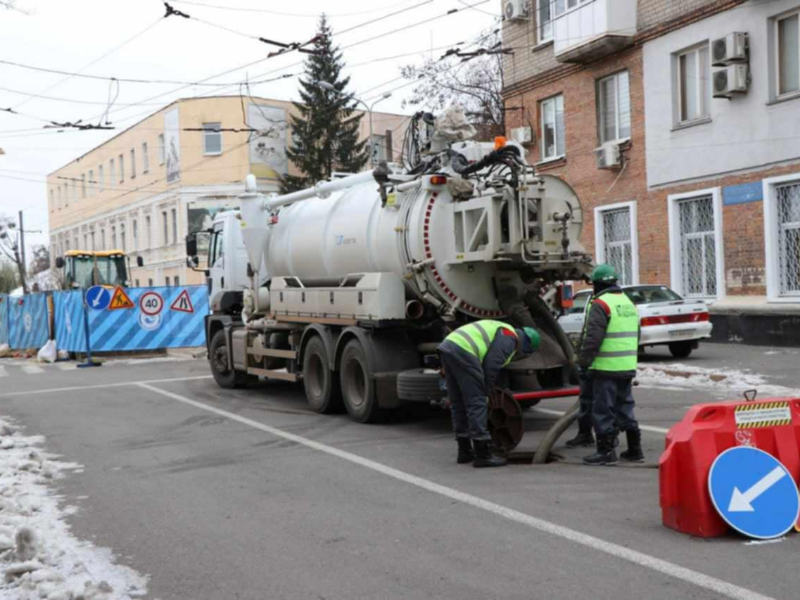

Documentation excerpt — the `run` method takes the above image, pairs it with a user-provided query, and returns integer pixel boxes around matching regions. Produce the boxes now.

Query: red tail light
[641,312,709,326]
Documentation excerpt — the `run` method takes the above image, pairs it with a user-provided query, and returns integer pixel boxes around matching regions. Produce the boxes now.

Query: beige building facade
[47,96,408,287]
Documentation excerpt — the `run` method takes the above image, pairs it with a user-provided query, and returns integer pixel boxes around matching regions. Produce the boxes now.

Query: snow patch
[0,416,147,599]
[637,363,800,399]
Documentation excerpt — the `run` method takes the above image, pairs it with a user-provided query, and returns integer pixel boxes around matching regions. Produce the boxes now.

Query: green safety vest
[588,293,639,372]
[446,320,519,366]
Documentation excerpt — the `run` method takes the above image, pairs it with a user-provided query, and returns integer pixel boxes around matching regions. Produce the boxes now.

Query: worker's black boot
[456,437,474,464]
[582,434,618,466]
[473,440,507,468]
[565,429,594,448]
[620,428,645,463]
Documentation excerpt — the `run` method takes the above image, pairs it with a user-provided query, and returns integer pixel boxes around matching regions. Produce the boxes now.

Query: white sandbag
[36,340,57,364]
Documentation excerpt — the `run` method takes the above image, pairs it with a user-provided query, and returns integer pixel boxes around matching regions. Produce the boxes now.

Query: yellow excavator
[55,250,144,290]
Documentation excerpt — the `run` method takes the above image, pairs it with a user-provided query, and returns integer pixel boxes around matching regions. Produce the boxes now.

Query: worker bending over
[578,264,644,466]
[438,320,540,468]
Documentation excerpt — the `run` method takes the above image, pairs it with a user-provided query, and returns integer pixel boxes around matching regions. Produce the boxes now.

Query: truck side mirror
[55,257,64,269]
[186,256,199,268]
[185,234,198,258]
[136,256,144,267]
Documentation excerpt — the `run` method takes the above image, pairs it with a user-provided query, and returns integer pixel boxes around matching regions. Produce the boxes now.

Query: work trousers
[576,370,593,433]
[439,347,491,441]
[591,376,639,437]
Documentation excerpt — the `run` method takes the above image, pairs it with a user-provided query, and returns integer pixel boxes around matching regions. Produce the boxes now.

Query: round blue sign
[85,286,111,311]
[708,446,800,540]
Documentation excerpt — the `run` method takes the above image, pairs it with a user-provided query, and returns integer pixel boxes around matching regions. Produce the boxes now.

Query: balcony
[554,0,637,64]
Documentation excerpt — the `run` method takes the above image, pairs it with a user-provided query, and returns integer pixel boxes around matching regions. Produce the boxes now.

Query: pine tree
[281,15,369,193]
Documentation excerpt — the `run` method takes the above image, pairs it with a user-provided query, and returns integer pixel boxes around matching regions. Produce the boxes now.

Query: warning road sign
[139,291,164,316]
[108,286,135,310]
[170,289,194,313]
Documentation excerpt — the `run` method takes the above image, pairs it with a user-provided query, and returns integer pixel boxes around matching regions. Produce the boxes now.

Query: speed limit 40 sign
[139,291,164,316]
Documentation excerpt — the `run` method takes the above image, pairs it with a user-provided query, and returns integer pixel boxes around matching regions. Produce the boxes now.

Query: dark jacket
[440,328,533,389]
[577,287,639,379]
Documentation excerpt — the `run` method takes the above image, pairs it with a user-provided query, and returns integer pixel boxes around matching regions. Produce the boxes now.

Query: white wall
[643,0,800,188]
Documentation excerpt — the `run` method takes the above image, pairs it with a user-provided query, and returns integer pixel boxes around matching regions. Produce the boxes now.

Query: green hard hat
[522,327,541,351]
[590,263,618,283]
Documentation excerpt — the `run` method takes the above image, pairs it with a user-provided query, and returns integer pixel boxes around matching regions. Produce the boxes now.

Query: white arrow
[92,290,105,307]
[728,466,787,512]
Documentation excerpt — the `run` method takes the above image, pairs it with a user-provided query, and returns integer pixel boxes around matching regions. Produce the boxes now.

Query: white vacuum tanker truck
[192,109,593,423]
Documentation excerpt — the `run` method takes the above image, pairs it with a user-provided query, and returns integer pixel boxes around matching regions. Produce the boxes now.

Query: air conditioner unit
[711,32,748,66]
[594,142,621,170]
[713,64,749,98]
[503,0,528,21]
[511,126,533,145]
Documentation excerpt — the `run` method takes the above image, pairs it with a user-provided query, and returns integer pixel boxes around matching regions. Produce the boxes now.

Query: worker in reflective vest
[577,264,644,466]
[438,320,541,468]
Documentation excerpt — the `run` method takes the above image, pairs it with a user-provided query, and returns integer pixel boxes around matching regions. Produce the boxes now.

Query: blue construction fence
[1,286,208,352]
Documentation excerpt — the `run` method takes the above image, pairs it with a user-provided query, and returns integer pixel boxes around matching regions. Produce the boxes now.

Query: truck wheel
[340,339,380,423]
[397,369,443,402]
[209,330,250,389]
[668,341,693,359]
[303,336,342,414]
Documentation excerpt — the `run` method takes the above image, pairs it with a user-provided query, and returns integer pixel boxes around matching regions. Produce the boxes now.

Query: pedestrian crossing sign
[170,289,194,314]
[108,286,135,310]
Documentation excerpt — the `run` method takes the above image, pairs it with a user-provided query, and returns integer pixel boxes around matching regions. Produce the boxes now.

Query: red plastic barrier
[659,397,800,537]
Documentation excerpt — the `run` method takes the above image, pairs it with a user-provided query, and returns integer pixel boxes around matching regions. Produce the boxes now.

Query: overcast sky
[0,0,496,254]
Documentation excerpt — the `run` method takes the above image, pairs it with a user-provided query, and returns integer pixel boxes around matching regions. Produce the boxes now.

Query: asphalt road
[1,343,799,600]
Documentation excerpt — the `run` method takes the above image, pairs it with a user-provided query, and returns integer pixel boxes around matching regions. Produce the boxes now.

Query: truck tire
[209,330,251,389]
[668,341,693,358]
[396,369,443,402]
[303,336,342,414]
[340,338,381,423]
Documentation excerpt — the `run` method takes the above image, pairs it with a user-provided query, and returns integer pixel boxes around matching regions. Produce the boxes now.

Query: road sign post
[708,446,799,539]
[77,289,101,369]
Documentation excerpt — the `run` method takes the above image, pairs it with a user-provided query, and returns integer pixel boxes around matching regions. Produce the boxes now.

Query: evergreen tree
[281,15,368,193]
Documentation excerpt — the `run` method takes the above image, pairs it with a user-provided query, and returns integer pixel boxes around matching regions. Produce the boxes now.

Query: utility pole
[18,211,26,280]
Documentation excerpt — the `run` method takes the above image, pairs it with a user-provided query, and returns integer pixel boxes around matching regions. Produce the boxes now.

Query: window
[597,71,631,144]
[132,219,138,251]
[111,226,117,249]
[81,174,86,199]
[165,276,171,286]
[90,231,95,250]
[676,44,710,124]
[142,142,150,173]
[537,0,553,43]
[668,189,723,299]
[120,223,126,251]
[49,190,54,212]
[109,158,116,187]
[594,202,639,286]
[73,180,77,204]
[135,279,140,287]
[162,210,168,245]
[98,165,104,190]
[203,122,222,155]
[88,170,94,195]
[130,148,136,179]
[56,187,61,210]
[764,174,800,300]
[540,94,565,160]
[174,275,180,287]
[148,278,153,287]
[146,215,152,248]
[100,228,105,250]
[171,208,178,244]
[118,154,125,182]
[158,134,165,165]
[777,11,800,97]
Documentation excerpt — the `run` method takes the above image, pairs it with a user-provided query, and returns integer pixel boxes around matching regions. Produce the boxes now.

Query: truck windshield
[71,256,128,287]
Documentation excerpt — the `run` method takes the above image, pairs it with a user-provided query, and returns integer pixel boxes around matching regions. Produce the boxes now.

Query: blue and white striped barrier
[9,293,49,350]
[0,295,9,346]
[86,286,208,352]
[53,291,87,353]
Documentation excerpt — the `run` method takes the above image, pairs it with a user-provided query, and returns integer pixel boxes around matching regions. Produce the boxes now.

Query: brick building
[501,0,800,344]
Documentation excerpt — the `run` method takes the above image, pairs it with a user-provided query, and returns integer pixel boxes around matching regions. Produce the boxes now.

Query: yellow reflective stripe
[454,329,481,356]
[596,350,638,358]
[605,332,638,338]
[472,322,492,347]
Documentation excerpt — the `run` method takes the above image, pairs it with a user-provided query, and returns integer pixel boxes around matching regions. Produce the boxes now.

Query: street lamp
[317,81,392,168]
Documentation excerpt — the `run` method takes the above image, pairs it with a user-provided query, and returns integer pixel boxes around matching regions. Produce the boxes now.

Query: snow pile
[0,417,147,599]
[637,363,800,400]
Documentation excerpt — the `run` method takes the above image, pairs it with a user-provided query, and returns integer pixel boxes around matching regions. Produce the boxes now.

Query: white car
[558,285,713,358]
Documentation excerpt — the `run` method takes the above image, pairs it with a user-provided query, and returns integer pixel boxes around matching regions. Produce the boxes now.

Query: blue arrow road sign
[85,286,111,311]
[708,446,800,539]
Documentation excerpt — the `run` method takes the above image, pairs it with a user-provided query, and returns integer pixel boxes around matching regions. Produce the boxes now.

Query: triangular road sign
[170,289,194,314]
[108,286,135,310]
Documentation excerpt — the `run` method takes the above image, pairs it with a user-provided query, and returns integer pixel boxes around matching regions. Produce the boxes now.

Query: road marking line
[534,407,669,435]
[56,363,78,371]
[21,365,45,375]
[139,382,772,600]
[0,366,6,378]
[0,375,213,397]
